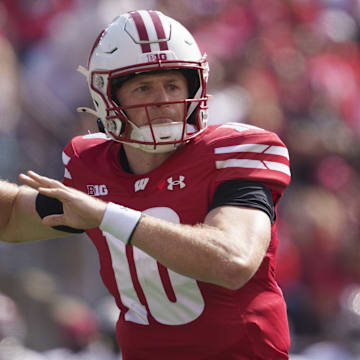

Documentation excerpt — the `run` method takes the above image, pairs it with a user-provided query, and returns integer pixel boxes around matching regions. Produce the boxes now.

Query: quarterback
[0,10,291,359]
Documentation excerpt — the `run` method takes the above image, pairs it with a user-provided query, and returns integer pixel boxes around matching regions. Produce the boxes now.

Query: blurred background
[0,0,359,359]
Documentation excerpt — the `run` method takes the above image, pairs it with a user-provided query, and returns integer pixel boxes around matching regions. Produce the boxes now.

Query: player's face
[115,71,189,128]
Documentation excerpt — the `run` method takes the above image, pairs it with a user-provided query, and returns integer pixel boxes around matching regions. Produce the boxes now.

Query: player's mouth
[150,118,175,125]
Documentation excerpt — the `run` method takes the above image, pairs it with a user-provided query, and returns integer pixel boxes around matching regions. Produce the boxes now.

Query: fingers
[19,171,70,202]
[19,173,41,190]
[42,214,65,228]
[19,171,65,190]
[29,171,64,188]
[37,186,69,200]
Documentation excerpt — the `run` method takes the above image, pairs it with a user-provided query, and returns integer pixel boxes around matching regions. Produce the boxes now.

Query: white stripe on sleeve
[215,159,290,176]
[264,161,291,176]
[62,152,71,166]
[216,159,267,170]
[264,146,289,160]
[64,168,72,179]
[214,144,289,160]
[214,144,268,154]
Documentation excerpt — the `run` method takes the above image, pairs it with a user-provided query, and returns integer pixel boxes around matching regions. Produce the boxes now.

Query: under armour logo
[135,177,149,192]
[87,184,108,196]
[167,176,186,190]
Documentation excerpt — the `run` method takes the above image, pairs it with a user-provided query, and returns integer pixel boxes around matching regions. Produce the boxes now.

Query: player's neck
[122,144,176,175]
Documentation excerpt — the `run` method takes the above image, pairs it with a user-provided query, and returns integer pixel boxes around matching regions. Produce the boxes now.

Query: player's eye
[168,84,178,91]
[135,85,150,93]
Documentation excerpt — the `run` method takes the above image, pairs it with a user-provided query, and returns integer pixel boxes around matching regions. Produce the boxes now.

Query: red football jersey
[62,123,291,360]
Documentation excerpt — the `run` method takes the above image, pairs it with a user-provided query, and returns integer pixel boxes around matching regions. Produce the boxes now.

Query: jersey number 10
[102,207,205,325]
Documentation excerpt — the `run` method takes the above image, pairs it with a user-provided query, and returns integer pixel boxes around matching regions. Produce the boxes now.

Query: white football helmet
[78,10,209,153]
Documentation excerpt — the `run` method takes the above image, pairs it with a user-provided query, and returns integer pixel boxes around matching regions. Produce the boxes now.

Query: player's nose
[153,85,170,105]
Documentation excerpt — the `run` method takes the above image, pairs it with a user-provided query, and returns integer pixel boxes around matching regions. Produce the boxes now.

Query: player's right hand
[19,171,107,230]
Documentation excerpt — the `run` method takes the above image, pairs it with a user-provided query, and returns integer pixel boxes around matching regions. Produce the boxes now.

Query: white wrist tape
[100,202,142,244]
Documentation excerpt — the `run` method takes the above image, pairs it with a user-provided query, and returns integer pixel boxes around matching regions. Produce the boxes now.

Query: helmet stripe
[129,11,151,53]
[148,10,169,51]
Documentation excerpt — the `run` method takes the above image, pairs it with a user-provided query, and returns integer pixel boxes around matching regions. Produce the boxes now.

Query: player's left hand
[19,171,107,230]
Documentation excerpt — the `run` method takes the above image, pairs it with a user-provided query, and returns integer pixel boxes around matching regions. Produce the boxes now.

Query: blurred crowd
[0,0,359,359]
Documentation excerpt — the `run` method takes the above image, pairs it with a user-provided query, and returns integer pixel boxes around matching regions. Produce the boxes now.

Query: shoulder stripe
[264,161,291,176]
[214,144,268,154]
[62,151,72,179]
[64,168,72,179]
[218,123,263,132]
[216,159,290,177]
[62,151,71,165]
[216,159,266,170]
[214,144,289,160]
[264,146,289,159]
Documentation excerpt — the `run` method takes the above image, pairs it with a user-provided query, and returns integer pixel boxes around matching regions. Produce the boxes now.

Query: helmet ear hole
[97,119,105,133]
[187,111,196,125]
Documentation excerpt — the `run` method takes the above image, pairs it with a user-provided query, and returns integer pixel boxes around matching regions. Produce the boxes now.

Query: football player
[0,10,291,359]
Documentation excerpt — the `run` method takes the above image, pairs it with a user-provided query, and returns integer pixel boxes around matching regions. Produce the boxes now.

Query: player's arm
[126,180,274,290]
[19,171,271,290]
[0,179,74,243]
[132,204,271,290]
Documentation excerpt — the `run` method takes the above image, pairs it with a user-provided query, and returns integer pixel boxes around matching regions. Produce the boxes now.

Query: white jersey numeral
[103,207,205,325]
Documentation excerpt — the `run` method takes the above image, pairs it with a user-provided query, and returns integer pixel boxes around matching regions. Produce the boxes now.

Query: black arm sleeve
[35,193,85,233]
[208,180,275,224]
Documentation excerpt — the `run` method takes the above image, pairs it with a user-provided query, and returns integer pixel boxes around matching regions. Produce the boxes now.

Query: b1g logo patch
[146,53,168,62]
[87,184,109,196]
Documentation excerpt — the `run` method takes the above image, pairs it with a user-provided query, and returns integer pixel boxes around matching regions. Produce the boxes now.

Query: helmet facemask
[105,68,207,153]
